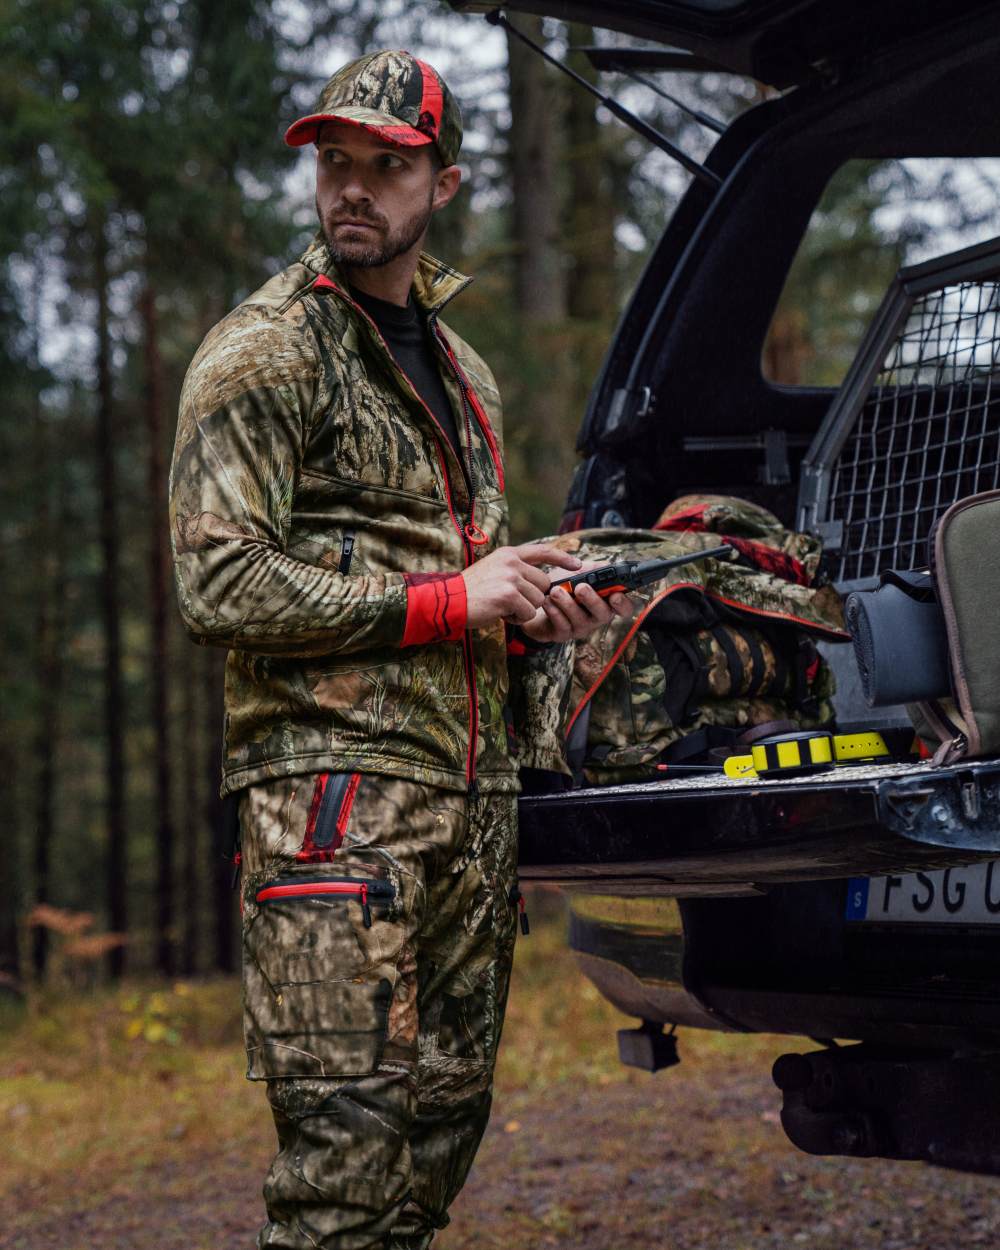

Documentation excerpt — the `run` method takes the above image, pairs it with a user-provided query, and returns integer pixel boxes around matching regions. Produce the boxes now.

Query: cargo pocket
[243,874,395,1081]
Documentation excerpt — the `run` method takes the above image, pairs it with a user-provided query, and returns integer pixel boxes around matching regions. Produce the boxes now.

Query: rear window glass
[763,158,1000,386]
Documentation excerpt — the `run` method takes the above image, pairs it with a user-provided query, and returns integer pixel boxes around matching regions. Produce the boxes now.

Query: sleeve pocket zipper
[256,876,394,928]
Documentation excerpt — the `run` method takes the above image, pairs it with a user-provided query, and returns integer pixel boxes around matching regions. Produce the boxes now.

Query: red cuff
[402,573,467,646]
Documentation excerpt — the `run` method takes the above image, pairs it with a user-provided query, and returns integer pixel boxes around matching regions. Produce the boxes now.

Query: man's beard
[320,195,434,268]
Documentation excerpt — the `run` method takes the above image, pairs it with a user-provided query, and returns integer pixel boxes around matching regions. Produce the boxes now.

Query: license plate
[846,862,1000,924]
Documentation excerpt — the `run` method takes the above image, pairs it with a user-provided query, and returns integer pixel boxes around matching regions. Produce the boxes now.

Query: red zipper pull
[230,850,242,891]
[518,893,530,936]
[360,881,372,928]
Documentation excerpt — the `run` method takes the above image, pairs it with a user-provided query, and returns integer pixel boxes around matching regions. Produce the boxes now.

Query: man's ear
[431,165,462,212]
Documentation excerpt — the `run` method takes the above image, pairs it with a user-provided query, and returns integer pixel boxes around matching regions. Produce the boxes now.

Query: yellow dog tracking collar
[723,729,916,779]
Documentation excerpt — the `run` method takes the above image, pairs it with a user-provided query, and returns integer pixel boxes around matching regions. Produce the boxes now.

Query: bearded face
[314,123,442,272]
[317,186,436,269]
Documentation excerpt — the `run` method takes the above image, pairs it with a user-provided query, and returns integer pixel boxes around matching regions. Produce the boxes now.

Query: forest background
[2,0,998,991]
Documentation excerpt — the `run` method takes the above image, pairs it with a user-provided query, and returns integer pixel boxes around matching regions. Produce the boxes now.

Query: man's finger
[541,597,574,640]
[518,562,554,595]
[521,598,573,643]
[515,578,546,610]
[518,607,553,642]
[516,542,582,572]
[607,592,636,620]
[500,587,539,624]
[549,585,593,632]
[572,582,614,625]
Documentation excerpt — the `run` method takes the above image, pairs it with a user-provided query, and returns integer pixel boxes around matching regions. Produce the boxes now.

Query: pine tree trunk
[762,307,811,385]
[504,16,575,528]
[31,410,65,980]
[95,218,128,979]
[0,531,24,996]
[505,15,566,321]
[142,283,176,976]
[180,636,201,976]
[27,269,63,982]
[564,26,619,411]
[0,758,23,997]
[564,28,617,321]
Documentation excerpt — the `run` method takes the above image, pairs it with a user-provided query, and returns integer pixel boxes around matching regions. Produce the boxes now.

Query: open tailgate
[518,758,1000,894]
[447,1,997,88]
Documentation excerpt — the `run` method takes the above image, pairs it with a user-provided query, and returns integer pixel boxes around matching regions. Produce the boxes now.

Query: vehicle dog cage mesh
[798,236,1000,584]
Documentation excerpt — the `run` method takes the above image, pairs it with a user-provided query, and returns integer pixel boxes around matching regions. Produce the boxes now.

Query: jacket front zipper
[315,277,487,794]
[431,319,505,493]
[430,316,500,798]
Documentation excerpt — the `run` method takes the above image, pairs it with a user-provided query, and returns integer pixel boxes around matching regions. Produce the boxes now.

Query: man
[169,49,631,1250]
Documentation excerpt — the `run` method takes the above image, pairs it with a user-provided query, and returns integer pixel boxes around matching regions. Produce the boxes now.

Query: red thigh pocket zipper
[298,772,362,862]
[255,876,393,928]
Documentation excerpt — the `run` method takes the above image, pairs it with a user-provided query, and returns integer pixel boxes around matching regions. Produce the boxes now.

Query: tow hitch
[772,1044,1000,1174]
[618,1020,681,1073]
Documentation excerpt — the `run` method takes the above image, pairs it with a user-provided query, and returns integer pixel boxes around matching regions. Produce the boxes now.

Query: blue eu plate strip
[845,877,870,920]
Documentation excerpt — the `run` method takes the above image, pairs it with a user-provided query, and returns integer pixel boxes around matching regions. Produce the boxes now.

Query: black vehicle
[450,1,1000,1173]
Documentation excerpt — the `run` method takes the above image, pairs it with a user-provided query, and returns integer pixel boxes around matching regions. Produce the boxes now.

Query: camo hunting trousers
[238,773,520,1250]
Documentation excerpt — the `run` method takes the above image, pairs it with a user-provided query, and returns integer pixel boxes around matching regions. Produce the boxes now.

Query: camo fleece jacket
[169,234,517,797]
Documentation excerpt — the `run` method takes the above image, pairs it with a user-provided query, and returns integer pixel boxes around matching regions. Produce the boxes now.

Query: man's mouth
[334,219,380,231]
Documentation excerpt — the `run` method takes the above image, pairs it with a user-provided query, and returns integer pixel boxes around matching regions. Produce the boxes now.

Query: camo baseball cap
[285,50,462,167]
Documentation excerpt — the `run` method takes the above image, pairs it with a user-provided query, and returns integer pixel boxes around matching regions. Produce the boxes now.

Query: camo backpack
[509,495,850,787]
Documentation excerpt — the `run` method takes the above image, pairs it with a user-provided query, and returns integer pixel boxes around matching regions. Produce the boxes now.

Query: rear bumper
[517,758,1000,894]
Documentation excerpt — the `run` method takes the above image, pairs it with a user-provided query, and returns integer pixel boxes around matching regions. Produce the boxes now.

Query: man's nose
[340,171,374,205]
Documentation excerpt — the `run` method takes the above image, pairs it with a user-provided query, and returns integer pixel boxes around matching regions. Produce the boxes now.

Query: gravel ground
[2,898,999,1250]
[4,1053,999,1250]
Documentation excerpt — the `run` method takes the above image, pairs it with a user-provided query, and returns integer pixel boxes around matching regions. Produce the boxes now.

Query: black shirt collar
[348,283,420,330]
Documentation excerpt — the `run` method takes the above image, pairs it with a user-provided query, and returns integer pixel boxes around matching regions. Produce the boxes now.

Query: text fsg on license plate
[846,862,1000,924]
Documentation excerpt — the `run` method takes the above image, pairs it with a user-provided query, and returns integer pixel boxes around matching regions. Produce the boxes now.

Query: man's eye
[322,149,346,164]
[379,153,404,169]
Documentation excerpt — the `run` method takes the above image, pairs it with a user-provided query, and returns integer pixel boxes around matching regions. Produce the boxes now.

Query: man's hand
[462,542,584,629]
[519,566,635,644]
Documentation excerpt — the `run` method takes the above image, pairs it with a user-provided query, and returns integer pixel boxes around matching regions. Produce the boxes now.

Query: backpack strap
[738,719,798,744]
[565,701,593,786]
[661,719,798,766]
[662,725,742,763]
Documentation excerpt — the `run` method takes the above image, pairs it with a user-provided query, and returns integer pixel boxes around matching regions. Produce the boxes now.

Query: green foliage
[121,987,183,1045]
[768,157,1000,385]
[771,160,909,385]
[0,0,303,967]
